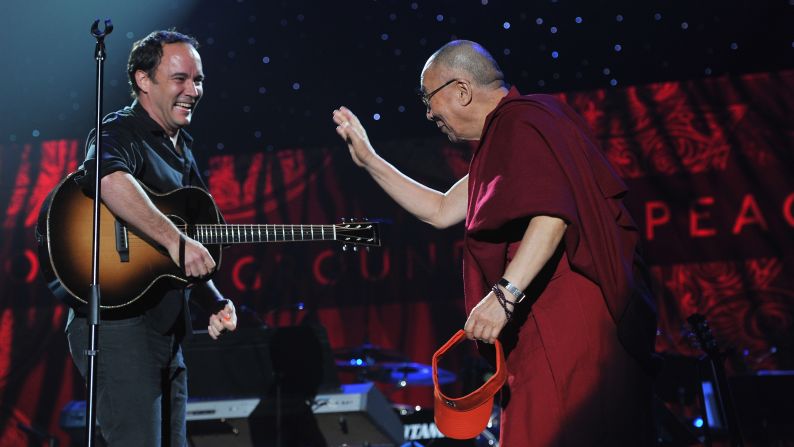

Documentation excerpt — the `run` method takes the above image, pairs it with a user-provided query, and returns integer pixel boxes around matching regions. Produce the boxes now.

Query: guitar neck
[185,224,339,245]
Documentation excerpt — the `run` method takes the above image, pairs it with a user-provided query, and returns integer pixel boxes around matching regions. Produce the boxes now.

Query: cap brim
[434,392,494,440]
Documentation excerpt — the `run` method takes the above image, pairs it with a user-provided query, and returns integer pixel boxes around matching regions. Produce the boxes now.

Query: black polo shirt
[76,100,205,194]
[73,101,208,333]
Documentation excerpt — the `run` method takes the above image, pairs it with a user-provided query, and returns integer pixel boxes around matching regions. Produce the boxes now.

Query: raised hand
[332,106,378,168]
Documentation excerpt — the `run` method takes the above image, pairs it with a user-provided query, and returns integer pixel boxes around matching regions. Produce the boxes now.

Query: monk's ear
[456,80,473,106]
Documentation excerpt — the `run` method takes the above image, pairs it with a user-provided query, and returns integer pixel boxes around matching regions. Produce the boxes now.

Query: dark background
[0,1,793,446]
[2,0,791,151]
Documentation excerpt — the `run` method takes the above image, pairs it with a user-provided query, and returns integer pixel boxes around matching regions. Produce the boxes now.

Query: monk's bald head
[422,40,506,88]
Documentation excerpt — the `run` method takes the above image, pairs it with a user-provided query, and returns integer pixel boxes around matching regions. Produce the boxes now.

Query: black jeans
[67,315,187,447]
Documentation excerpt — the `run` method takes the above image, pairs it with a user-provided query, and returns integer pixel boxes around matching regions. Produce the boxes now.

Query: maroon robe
[464,88,655,446]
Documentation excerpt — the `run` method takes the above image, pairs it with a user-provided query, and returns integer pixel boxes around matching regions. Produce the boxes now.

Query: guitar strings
[103,224,373,246]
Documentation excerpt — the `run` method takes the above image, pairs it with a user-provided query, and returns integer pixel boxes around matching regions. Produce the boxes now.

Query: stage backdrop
[0,70,792,445]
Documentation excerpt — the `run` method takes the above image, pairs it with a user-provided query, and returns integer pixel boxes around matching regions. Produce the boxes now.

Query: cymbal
[333,343,410,369]
[379,362,456,387]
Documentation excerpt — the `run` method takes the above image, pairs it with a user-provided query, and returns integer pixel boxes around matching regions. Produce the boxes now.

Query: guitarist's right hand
[168,235,216,278]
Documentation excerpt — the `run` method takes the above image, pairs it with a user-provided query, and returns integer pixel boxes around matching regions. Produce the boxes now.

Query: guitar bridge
[115,219,130,262]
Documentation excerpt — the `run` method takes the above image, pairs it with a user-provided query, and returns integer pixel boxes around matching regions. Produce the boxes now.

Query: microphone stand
[85,18,113,447]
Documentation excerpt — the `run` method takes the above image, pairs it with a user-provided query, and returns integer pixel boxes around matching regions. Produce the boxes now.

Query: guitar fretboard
[183,224,338,245]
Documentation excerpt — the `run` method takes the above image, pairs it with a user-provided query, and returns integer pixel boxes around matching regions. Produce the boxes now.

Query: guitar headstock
[336,219,381,251]
[686,313,720,358]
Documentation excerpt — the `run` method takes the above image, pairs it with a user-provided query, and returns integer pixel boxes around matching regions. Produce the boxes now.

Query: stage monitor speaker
[61,398,260,447]
[312,382,404,447]
[186,398,260,446]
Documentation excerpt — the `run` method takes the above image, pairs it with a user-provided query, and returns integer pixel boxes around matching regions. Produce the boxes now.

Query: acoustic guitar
[687,313,744,446]
[36,172,380,311]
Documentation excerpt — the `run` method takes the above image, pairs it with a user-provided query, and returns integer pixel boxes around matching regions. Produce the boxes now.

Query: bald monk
[332,40,657,446]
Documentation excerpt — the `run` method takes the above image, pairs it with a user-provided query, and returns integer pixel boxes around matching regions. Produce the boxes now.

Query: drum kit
[333,343,500,447]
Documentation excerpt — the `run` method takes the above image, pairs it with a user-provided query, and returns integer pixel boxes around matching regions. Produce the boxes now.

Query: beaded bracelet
[491,284,513,322]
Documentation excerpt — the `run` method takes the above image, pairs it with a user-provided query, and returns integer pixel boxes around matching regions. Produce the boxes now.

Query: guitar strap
[179,233,186,276]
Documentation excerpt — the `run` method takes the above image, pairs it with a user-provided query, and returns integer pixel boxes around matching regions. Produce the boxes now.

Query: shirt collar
[129,100,194,145]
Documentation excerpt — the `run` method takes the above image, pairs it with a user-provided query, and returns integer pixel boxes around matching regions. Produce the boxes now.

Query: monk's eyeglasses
[419,79,458,108]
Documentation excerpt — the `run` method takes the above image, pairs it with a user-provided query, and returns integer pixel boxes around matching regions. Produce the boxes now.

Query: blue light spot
[410,2,418,10]
[550,26,558,33]
[616,14,624,22]
[551,51,559,59]
[614,44,622,52]
[292,82,301,90]
[503,48,511,55]
[681,22,689,30]
[694,417,704,428]
[262,56,270,64]
[575,16,583,24]
[654,13,662,21]
[297,302,305,310]
[397,105,406,112]
[536,17,543,25]
[381,33,389,40]
[258,86,267,94]
[730,42,738,50]
[610,78,618,86]
[373,113,381,121]
[481,0,488,4]
[216,143,225,150]
[254,130,262,138]
[603,67,611,75]
[436,14,444,22]
[126,31,134,39]
[503,21,511,29]
[355,358,363,366]
[32,129,40,137]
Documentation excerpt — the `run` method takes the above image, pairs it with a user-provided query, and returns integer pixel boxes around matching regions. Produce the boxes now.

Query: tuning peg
[342,244,348,251]
[353,246,359,252]
[365,246,370,252]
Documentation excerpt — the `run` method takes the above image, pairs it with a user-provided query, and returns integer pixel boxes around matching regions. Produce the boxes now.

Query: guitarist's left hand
[208,299,237,339]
